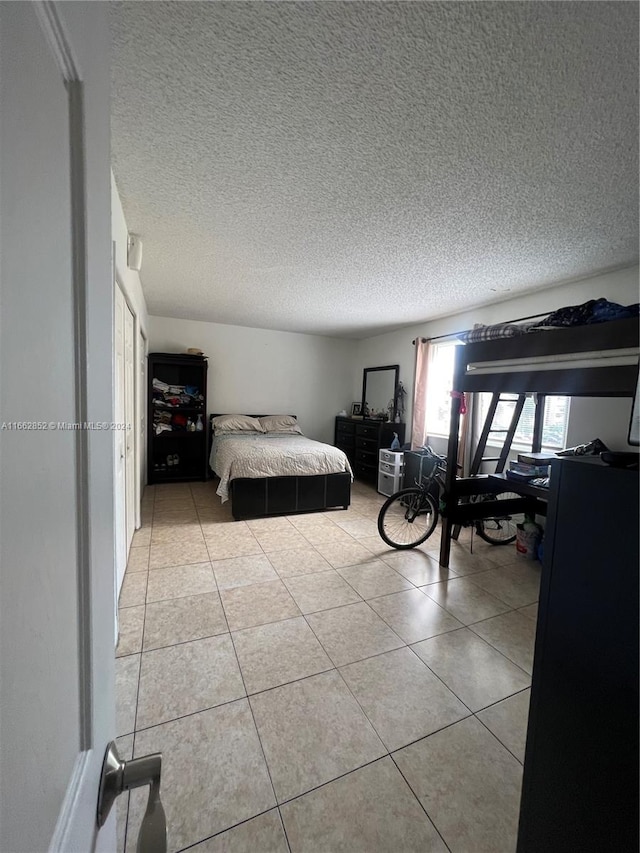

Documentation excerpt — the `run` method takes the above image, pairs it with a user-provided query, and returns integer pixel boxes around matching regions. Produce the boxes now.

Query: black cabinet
[335,416,405,484]
[517,457,639,853]
[148,353,208,484]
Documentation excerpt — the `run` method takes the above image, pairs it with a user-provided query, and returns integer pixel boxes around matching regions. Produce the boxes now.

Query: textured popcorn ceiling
[111,2,638,339]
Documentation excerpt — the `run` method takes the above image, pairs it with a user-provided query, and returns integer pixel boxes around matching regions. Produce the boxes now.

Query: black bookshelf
[148,352,208,484]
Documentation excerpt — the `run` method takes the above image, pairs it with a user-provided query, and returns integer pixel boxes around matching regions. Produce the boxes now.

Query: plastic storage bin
[378,469,403,497]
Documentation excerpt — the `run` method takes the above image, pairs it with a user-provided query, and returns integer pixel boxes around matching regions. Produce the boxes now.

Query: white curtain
[411,338,431,450]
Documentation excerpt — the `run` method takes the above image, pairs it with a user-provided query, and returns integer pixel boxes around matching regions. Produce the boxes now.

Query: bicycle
[377,446,522,550]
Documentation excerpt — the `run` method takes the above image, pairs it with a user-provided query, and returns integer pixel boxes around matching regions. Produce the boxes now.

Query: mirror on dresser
[362,364,400,420]
[334,364,405,485]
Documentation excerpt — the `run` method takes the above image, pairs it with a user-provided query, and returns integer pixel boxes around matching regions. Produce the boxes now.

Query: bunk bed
[440,315,639,568]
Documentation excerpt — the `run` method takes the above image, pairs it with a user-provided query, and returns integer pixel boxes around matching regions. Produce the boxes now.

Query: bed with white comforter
[210,432,353,502]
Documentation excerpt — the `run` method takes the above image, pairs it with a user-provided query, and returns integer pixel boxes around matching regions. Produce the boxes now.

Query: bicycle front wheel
[475,492,521,545]
[378,488,439,549]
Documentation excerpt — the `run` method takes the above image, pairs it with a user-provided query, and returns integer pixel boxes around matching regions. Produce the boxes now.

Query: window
[425,341,462,436]
[478,393,571,451]
[424,340,571,451]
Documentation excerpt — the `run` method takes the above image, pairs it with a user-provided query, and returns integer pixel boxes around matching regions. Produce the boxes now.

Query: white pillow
[211,414,265,435]
[259,415,303,434]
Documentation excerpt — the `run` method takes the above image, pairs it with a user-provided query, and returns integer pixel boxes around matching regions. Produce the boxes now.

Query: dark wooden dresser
[335,416,405,484]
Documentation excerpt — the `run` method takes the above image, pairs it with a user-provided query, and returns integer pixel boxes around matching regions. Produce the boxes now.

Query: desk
[488,473,549,507]
[445,475,547,528]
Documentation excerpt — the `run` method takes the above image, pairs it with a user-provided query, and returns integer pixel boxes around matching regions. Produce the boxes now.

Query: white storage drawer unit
[379,449,404,467]
[379,460,401,475]
[378,449,404,496]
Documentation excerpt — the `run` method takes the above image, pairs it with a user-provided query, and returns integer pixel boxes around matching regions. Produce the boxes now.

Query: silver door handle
[97,740,167,853]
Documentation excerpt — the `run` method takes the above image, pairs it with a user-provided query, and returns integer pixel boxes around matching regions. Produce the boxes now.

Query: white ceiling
[110,1,638,339]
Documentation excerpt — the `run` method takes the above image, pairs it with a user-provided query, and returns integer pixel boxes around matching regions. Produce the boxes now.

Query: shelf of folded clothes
[151,377,204,409]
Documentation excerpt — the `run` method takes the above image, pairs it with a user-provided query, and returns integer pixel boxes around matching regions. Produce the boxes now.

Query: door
[0,3,116,851]
[115,286,137,592]
[115,285,128,590]
[124,300,136,550]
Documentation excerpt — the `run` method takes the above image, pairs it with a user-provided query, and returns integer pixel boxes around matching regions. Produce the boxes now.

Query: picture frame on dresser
[351,402,362,416]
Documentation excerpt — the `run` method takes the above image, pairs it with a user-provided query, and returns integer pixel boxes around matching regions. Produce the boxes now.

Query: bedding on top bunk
[210,432,353,502]
[457,298,639,343]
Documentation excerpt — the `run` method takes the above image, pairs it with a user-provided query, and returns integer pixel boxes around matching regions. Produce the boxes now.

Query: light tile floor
[117,479,539,853]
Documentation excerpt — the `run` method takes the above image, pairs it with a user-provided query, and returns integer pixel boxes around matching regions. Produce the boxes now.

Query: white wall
[111,172,149,333]
[149,315,357,444]
[353,265,639,450]
[564,397,634,451]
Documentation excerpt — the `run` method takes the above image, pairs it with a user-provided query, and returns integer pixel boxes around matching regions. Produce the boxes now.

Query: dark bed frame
[208,414,351,520]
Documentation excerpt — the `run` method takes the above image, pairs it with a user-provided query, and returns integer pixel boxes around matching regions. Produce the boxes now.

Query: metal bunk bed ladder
[469,393,527,475]
[451,392,528,543]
